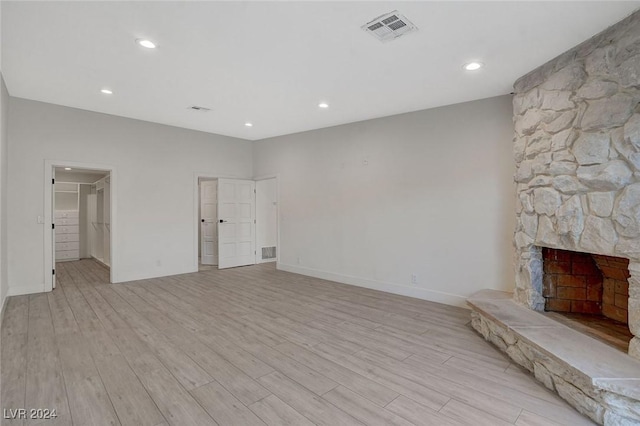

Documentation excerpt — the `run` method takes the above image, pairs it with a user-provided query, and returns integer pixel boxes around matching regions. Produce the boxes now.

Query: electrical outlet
[411,274,418,285]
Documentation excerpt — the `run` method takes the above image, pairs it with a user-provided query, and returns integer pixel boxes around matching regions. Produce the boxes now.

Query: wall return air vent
[262,246,276,260]
[362,10,417,43]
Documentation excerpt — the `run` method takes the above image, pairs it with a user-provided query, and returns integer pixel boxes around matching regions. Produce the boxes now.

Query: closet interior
[54,168,111,270]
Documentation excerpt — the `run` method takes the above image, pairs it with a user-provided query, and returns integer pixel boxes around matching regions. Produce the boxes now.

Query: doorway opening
[195,175,278,271]
[199,178,218,269]
[45,162,116,291]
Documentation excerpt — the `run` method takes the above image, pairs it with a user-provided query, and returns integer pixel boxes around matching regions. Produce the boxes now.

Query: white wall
[6,94,514,305]
[256,178,277,263]
[253,95,516,307]
[8,98,253,295]
[0,74,9,314]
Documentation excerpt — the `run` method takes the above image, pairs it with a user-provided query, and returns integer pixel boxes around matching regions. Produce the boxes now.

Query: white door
[52,168,56,289]
[200,180,218,265]
[217,178,255,269]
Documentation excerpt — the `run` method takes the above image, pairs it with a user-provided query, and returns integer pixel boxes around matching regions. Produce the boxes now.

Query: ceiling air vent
[362,10,417,43]
[188,106,211,112]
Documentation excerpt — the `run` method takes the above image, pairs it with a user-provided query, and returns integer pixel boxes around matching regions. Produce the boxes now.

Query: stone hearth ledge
[468,289,640,425]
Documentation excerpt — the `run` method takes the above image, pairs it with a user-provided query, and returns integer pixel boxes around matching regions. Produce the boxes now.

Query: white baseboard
[8,283,46,297]
[90,256,111,270]
[113,266,198,284]
[277,263,469,308]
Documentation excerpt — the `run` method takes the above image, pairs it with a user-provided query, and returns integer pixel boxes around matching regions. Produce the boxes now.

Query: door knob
[201,219,205,223]
[220,219,227,223]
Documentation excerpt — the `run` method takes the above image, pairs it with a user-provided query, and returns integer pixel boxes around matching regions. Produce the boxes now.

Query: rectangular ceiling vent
[188,105,211,112]
[362,10,417,43]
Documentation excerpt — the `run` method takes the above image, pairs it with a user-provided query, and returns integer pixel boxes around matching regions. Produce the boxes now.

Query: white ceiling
[3,1,639,141]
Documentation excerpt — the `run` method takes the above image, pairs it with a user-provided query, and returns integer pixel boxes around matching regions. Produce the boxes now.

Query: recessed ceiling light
[463,62,484,71]
[318,102,329,108]
[100,89,113,95]
[64,167,72,171]
[136,39,157,49]
[245,122,253,127]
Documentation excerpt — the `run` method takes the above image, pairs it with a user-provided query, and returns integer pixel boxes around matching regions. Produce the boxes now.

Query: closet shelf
[55,185,79,261]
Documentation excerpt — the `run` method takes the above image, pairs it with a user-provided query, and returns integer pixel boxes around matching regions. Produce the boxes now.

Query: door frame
[192,172,246,272]
[253,174,280,264]
[44,160,117,291]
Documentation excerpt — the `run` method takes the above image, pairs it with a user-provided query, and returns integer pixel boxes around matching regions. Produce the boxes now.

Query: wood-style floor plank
[47,289,80,335]
[232,340,339,396]
[1,296,30,426]
[257,371,363,426]
[321,386,413,426]
[121,351,216,426]
[311,342,451,412]
[516,410,565,426]
[385,395,464,426]
[405,353,592,425]
[23,294,71,425]
[248,395,314,426]
[439,399,514,426]
[190,380,266,426]
[355,348,522,423]
[93,354,166,426]
[274,342,399,407]
[55,332,120,426]
[1,259,597,426]
[195,332,275,379]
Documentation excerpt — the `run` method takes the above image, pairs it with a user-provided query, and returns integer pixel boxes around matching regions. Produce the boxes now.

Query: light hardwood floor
[1,259,595,426]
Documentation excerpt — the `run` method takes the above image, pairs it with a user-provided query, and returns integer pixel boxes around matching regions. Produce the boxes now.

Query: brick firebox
[542,247,630,324]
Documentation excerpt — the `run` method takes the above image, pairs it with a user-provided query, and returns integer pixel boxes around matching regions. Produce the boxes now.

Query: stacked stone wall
[512,9,640,358]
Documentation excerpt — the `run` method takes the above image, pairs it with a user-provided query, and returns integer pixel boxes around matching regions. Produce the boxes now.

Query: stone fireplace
[511,9,640,359]
[468,10,640,426]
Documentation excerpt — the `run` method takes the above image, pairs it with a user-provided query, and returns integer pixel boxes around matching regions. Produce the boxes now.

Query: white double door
[201,178,256,269]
